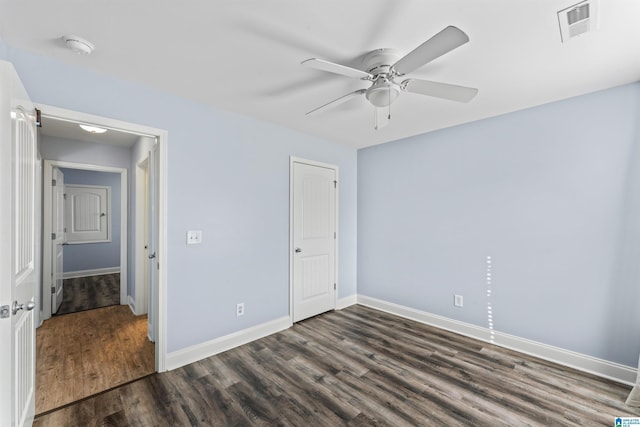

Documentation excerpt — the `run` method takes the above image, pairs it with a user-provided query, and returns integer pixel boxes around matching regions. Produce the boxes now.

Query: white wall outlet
[454,294,464,308]
[236,303,245,317]
[186,230,202,245]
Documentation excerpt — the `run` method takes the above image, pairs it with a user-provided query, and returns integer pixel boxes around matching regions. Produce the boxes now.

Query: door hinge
[334,283,336,290]
[51,233,56,240]
[35,108,42,128]
[52,179,56,186]
[51,286,55,294]
[63,193,67,200]
[334,180,337,188]
[334,232,336,239]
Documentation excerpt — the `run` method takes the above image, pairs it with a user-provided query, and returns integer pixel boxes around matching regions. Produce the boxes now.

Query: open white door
[0,61,37,427]
[291,159,337,323]
[147,144,159,342]
[134,158,149,315]
[51,168,65,314]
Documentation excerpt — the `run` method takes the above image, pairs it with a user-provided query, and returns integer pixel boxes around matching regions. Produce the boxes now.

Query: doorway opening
[35,105,167,414]
[52,169,121,316]
[42,162,127,320]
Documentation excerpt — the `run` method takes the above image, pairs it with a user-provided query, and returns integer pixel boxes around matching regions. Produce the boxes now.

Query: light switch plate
[186,230,202,244]
[454,294,464,308]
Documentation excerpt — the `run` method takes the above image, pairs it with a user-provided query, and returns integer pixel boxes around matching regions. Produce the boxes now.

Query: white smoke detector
[62,35,95,55]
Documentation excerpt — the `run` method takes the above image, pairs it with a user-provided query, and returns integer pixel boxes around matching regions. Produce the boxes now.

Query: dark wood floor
[36,305,155,414]
[34,305,640,426]
[56,273,121,315]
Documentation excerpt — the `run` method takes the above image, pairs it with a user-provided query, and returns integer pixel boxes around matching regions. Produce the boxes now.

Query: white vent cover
[558,0,598,42]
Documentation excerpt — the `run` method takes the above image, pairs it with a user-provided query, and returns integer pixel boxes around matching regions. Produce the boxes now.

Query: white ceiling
[2,0,639,149]
[40,116,141,148]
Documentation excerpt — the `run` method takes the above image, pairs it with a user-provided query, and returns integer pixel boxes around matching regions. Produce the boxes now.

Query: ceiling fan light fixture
[366,80,401,107]
[62,35,95,55]
[79,124,107,134]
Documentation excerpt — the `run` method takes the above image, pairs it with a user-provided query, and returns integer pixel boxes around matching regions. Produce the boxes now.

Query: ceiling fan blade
[374,107,390,130]
[403,79,478,103]
[306,89,367,116]
[301,58,372,80]
[393,26,470,76]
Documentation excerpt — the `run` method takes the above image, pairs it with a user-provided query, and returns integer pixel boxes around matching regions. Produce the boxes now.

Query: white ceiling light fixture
[62,35,95,55]
[79,124,107,134]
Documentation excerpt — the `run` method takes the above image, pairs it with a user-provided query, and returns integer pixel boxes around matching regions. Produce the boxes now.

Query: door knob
[148,252,157,259]
[12,300,35,315]
[295,248,302,253]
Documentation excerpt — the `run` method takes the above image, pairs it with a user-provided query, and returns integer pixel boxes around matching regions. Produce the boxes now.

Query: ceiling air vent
[557,0,598,42]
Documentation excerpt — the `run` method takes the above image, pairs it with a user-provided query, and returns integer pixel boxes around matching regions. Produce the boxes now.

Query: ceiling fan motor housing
[363,48,402,107]
[362,48,401,75]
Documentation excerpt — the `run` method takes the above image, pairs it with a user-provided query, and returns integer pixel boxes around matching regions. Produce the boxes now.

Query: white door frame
[50,167,65,315]
[37,104,168,372]
[42,161,127,319]
[289,157,339,323]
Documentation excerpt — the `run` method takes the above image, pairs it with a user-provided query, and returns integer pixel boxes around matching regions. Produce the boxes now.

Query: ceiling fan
[301,26,478,130]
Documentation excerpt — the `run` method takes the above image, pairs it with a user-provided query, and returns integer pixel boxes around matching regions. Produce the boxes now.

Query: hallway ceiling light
[62,35,95,55]
[79,124,107,134]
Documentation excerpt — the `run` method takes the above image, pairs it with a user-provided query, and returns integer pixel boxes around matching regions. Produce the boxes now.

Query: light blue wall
[2,44,358,353]
[358,83,640,366]
[40,135,131,168]
[58,168,121,272]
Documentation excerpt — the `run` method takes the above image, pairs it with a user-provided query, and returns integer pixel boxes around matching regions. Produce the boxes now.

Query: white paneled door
[291,159,337,322]
[64,184,110,244]
[51,168,65,314]
[0,61,37,427]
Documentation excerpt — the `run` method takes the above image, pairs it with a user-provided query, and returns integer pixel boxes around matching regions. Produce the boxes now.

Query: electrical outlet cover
[186,230,202,244]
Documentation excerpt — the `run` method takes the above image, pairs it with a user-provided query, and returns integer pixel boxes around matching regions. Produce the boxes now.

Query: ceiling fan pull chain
[388,86,392,120]
[374,107,378,130]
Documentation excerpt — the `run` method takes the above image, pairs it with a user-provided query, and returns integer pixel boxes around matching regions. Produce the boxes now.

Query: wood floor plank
[219,345,353,425]
[119,378,172,426]
[238,346,331,425]
[196,373,256,426]
[35,305,640,426]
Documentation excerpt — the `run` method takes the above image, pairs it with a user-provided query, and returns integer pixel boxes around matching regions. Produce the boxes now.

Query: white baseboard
[62,266,120,279]
[165,316,292,371]
[357,295,637,386]
[337,294,357,310]
[127,295,136,314]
